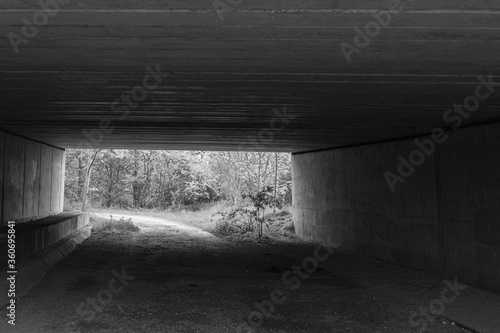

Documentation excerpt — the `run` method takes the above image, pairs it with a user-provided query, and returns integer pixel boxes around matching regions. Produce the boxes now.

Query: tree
[81,149,101,212]
[65,149,291,211]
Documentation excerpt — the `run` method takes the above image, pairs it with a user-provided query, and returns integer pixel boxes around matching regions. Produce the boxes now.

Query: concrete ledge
[0,212,89,267]
[0,225,92,306]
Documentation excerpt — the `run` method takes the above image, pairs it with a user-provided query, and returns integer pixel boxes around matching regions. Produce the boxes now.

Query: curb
[1,225,92,306]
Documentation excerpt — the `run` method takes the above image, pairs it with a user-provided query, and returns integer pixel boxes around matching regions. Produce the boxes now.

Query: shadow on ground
[2,214,493,333]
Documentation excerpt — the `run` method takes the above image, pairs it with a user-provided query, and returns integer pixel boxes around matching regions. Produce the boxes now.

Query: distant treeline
[64,150,291,211]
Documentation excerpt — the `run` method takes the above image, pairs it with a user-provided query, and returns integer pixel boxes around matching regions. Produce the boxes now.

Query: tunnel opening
[63,149,293,240]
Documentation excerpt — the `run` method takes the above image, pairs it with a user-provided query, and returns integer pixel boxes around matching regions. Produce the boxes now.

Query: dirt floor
[1,214,494,333]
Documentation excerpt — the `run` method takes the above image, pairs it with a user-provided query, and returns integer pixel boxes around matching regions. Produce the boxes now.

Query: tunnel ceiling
[1,0,500,152]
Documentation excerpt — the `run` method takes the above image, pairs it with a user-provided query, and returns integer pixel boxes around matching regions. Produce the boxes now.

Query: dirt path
[96,213,216,239]
[1,214,492,333]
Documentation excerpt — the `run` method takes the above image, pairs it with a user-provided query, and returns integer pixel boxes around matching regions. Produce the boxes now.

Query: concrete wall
[293,122,500,292]
[0,130,65,226]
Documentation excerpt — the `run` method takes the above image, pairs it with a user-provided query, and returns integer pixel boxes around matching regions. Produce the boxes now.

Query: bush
[90,215,140,233]
[213,208,255,235]
[212,187,284,237]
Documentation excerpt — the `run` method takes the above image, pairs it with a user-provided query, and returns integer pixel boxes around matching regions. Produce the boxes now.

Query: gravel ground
[1,214,481,333]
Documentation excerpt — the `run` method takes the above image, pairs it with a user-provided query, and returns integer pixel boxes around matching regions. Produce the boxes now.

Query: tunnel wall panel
[3,133,26,222]
[292,138,442,274]
[51,149,63,213]
[0,130,65,225]
[293,122,500,292]
[39,144,53,217]
[60,151,66,211]
[23,140,41,219]
[438,123,500,292]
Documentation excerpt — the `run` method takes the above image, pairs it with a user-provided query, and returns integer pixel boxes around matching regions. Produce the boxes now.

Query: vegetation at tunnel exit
[90,215,140,233]
[64,150,292,217]
[215,186,284,238]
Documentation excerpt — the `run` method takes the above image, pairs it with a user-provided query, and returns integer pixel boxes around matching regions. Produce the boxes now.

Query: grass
[87,201,295,239]
[89,201,232,232]
[213,205,295,239]
[90,215,140,233]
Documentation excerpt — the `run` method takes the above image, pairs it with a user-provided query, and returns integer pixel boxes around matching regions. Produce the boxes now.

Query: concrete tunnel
[1,0,500,331]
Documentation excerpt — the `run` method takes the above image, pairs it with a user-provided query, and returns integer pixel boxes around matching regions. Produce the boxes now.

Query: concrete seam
[292,119,500,156]
[0,128,64,151]
[22,138,27,218]
[49,148,53,215]
[37,143,42,217]
[434,142,446,278]
[2,9,500,14]
[60,150,65,212]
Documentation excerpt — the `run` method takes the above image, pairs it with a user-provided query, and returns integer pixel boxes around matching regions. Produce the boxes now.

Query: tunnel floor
[2,216,498,333]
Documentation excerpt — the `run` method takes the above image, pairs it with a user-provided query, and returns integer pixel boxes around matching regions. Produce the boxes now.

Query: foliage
[208,152,291,206]
[90,215,140,233]
[243,186,283,237]
[65,150,291,212]
[100,201,226,233]
[214,208,258,235]
[214,186,285,238]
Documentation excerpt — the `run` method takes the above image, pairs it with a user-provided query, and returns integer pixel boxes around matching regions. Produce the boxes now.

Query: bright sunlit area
[64,150,294,242]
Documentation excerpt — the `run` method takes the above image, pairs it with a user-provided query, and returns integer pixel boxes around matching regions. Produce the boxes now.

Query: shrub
[213,187,283,237]
[213,209,253,235]
[90,215,140,233]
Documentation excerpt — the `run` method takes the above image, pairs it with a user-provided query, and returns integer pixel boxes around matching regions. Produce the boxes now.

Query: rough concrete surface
[293,122,500,293]
[2,215,499,333]
[0,130,65,226]
[0,225,92,307]
[1,1,500,151]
